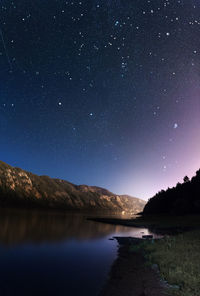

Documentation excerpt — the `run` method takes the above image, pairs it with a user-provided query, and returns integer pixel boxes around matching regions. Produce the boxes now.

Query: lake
[0,208,155,296]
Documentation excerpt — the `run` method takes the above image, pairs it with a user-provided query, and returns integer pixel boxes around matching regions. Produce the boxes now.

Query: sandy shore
[99,237,169,296]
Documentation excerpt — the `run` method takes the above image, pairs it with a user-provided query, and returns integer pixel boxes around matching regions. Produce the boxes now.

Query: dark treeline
[143,169,200,215]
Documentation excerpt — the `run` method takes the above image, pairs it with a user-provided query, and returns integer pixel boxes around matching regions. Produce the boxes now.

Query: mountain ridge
[0,160,146,213]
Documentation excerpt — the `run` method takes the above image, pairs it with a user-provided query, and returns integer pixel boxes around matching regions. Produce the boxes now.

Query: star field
[0,0,200,199]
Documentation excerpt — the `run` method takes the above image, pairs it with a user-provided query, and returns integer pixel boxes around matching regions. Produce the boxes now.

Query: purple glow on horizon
[0,0,200,200]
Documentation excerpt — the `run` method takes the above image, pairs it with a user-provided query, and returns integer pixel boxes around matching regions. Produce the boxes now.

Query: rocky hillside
[0,161,145,213]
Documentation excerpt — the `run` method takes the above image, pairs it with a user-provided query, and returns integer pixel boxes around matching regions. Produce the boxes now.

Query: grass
[143,230,200,296]
[92,214,200,295]
[124,215,200,295]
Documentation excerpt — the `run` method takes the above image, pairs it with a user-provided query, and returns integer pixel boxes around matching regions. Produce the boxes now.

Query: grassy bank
[90,215,200,295]
[131,216,200,295]
[143,230,200,296]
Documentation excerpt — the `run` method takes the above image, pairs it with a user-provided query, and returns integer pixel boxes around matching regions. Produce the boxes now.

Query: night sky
[0,0,200,200]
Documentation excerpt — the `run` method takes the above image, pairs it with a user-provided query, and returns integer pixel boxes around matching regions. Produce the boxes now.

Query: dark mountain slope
[143,169,200,215]
[0,161,145,213]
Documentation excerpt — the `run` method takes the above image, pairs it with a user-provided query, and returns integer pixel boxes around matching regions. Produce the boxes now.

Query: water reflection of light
[0,208,161,296]
[0,208,157,246]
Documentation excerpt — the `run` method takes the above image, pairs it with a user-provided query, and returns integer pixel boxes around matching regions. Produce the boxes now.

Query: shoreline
[94,215,200,296]
[100,236,168,296]
[87,216,196,234]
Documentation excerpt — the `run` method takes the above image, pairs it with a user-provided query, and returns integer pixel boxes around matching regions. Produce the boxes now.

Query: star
[0,0,199,203]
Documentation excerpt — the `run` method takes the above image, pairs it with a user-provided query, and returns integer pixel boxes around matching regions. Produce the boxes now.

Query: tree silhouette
[183,176,190,183]
[143,169,200,215]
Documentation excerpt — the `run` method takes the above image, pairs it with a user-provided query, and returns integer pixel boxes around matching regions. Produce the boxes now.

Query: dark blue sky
[0,0,200,199]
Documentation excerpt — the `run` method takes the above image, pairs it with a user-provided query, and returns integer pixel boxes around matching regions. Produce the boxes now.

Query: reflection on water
[0,208,151,245]
[0,208,153,296]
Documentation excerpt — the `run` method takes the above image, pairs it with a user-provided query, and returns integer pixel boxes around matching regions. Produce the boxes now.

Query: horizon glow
[0,0,200,201]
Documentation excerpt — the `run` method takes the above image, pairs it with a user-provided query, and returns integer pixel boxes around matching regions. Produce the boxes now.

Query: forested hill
[143,169,200,215]
[0,161,145,213]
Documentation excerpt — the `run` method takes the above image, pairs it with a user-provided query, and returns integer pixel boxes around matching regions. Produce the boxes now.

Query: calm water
[0,208,154,296]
